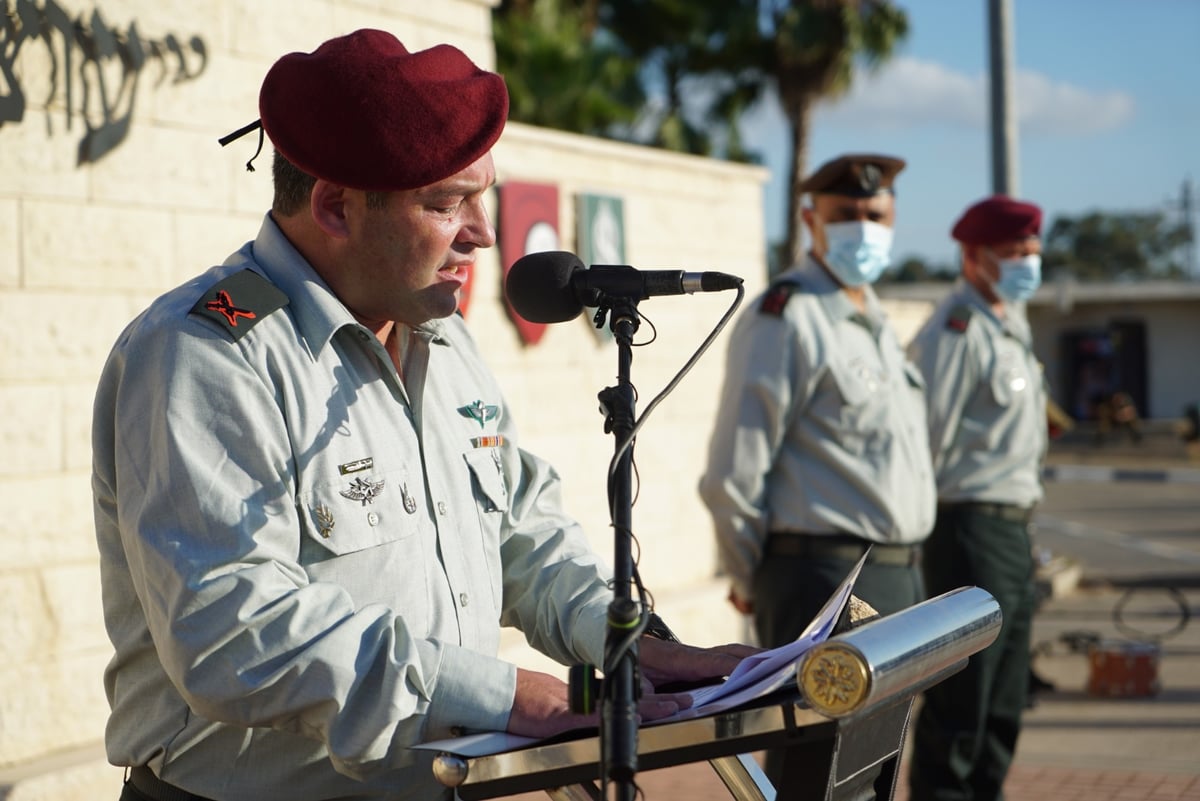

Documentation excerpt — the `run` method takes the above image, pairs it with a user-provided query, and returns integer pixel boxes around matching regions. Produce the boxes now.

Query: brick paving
[495,457,1200,801]
[501,758,1200,801]
[997,765,1200,801]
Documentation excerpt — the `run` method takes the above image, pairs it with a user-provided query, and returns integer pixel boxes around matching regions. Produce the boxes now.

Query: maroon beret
[259,29,509,191]
[951,195,1043,246]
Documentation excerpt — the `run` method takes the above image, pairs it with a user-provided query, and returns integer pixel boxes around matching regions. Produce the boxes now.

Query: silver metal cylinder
[798,586,1002,717]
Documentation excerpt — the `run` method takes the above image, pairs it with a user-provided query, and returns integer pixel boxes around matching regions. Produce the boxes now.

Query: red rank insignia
[205,290,257,327]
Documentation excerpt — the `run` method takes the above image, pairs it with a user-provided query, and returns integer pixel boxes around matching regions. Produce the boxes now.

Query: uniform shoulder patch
[945,304,973,334]
[189,269,289,342]
[759,281,803,316]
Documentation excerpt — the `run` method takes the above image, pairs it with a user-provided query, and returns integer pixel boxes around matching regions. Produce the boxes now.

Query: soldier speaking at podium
[92,28,748,801]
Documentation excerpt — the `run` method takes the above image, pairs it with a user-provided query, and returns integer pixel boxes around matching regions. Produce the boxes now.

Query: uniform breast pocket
[297,468,419,560]
[828,360,890,456]
[463,449,509,609]
[296,467,431,628]
[464,449,510,516]
[989,354,1030,408]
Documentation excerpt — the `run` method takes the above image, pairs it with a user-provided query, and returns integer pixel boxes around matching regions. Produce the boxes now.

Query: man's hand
[639,637,759,691]
[727,587,754,615]
[506,668,694,739]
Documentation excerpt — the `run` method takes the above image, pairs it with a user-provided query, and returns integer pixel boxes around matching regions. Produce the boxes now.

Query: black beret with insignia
[799,153,906,198]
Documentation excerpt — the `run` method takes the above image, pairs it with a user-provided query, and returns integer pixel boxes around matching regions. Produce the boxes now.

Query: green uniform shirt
[907,280,1047,507]
[92,216,612,800]
[699,258,937,603]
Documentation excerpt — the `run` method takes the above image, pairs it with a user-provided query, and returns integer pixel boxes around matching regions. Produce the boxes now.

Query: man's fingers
[638,693,692,721]
[727,588,754,614]
[655,691,694,710]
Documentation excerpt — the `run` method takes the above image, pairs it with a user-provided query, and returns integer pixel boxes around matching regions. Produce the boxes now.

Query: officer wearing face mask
[906,195,1047,801]
[699,152,937,787]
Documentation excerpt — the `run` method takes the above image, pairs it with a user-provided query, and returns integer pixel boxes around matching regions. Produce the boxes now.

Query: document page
[415,552,868,756]
[678,550,865,715]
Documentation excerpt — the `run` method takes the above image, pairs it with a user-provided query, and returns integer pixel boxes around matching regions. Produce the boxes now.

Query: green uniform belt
[938,501,1034,524]
[764,533,920,566]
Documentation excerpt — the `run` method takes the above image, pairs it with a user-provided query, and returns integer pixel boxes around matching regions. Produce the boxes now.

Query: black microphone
[505,251,744,323]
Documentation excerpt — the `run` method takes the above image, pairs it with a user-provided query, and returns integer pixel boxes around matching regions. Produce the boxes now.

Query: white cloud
[1016,70,1136,135]
[811,56,1135,136]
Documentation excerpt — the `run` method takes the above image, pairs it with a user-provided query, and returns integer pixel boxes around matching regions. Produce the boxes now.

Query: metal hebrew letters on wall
[0,0,207,163]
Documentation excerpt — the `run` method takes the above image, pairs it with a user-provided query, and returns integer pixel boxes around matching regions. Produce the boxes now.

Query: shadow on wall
[0,0,207,163]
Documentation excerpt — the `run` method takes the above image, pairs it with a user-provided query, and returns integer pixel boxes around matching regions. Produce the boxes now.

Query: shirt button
[367,512,380,526]
[438,502,448,515]
[459,593,469,607]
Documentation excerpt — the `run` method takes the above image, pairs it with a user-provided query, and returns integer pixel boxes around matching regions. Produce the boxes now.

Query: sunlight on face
[345,154,497,328]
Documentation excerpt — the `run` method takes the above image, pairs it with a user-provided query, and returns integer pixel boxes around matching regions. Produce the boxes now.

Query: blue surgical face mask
[821,220,894,286]
[992,253,1042,303]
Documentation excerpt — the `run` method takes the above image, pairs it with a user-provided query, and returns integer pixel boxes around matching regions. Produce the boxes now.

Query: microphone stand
[595,293,642,801]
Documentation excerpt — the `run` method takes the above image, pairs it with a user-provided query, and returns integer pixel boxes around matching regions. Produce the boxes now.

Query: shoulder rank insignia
[459,399,499,428]
[190,269,289,342]
[945,304,973,334]
[759,281,802,316]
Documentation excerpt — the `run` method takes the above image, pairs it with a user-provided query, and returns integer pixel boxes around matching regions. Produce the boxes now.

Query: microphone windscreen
[505,251,586,323]
[700,272,744,292]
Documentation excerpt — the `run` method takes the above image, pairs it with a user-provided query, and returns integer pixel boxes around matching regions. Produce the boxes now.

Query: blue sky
[738,0,1200,271]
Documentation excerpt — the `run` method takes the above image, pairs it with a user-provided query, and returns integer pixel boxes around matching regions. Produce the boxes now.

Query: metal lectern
[430,586,1002,801]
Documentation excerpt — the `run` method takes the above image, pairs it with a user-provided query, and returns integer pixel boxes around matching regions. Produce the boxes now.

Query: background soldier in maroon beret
[906,195,1049,801]
[92,29,751,801]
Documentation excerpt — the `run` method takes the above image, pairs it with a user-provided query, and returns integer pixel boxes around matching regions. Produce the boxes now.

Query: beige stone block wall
[0,0,769,796]
[885,297,939,346]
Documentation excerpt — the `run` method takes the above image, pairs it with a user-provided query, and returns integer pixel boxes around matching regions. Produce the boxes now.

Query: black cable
[599,282,744,673]
[608,285,744,476]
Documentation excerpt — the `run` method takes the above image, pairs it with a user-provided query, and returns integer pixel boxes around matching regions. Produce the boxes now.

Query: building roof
[877,279,1200,308]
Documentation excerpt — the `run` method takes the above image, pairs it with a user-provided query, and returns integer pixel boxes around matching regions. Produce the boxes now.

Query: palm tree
[493,0,645,137]
[768,1,909,266]
[598,1,908,266]
[496,1,909,269]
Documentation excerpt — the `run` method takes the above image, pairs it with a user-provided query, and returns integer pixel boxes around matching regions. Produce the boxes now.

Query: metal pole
[600,299,642,801]
[988,0,1019,196]
[1183,177,1197,279]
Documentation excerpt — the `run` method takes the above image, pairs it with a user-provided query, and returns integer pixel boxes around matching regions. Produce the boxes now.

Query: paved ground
[500,435,1200,800]
[505,587,1200,801]
[584,761,1200,801]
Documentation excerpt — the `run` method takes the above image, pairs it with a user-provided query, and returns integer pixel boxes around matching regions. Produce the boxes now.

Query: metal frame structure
[431,587,1002,801]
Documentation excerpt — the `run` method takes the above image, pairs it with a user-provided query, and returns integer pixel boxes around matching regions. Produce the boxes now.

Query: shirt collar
[243,214,449,354]
[954,279,1032,343]
[796,255,885,329]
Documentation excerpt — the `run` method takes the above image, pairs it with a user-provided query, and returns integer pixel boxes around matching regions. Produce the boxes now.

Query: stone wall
[0,1,768,797]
